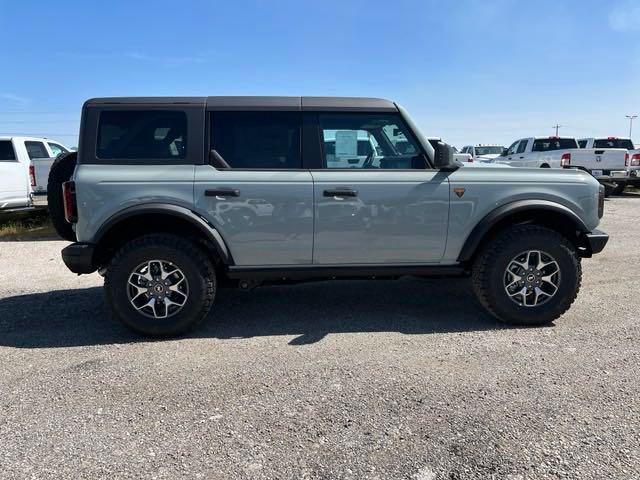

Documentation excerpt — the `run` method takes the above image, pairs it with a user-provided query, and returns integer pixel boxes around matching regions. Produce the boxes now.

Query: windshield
[593,138,635,150]
[475,146,504,156]
[532,138,578,152]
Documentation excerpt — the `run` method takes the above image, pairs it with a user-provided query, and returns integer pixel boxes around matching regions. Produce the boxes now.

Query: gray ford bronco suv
[50,96,608,336]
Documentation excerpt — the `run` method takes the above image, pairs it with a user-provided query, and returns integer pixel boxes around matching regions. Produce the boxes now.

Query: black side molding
[226,264,466,282]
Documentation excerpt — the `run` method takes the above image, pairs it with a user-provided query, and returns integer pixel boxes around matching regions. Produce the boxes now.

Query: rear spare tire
[47,152,77,241]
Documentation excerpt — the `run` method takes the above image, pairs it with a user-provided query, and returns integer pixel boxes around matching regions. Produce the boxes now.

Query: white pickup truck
[578,137,640,189]
[0,136,70,212]
[496,136,628,193]
[460,144,506,163]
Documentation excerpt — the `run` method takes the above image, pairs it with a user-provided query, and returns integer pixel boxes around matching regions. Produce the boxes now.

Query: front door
[194,110,314,266]
[311,112,450,265]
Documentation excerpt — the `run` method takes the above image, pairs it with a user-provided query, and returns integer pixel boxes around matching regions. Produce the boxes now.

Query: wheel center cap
[154,284,164,293]
[526,274,536,282]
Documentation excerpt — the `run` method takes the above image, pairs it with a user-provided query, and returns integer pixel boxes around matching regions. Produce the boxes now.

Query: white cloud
[0,93,30,105]
[609,0,640,32]
[124,52,207,67]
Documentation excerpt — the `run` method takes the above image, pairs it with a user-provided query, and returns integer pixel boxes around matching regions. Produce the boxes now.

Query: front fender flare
[457,200,589,263]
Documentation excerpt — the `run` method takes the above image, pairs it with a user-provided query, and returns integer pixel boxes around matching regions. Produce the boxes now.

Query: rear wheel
[104,234,216,336]
[611,183,626,195]
[472,225,581,326]
[47,152,77,241]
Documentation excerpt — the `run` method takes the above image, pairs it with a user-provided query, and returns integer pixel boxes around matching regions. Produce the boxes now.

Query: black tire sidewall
[106,240,215,336]
[483,233,579,325]
[47,152,78,241]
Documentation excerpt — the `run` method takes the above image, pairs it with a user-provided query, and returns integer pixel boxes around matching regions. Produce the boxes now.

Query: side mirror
[433,141,457,169]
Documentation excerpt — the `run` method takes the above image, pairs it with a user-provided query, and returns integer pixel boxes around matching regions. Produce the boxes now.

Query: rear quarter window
[97,111,187,160]
[0,140,16,161]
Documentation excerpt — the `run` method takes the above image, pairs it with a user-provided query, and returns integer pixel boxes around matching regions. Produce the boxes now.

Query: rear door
[0,140,28,208]
[194,109,314,266]
[310,112,449,264]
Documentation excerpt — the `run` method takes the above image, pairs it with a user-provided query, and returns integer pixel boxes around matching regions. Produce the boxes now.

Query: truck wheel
[47,152,78,241]
[472,225,581,326]
[611,183,626,195]
[104,234,216,336]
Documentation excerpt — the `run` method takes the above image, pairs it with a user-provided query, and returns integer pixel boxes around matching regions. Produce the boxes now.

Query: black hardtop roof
[84,96,397,112]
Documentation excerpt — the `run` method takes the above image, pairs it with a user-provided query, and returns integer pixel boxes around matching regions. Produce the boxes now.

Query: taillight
[29,165,36,186]
[561,153,571,167]
[625,153,630,166]
[632,153,640,167]
[598,184,605,219]
[62,181,77,223]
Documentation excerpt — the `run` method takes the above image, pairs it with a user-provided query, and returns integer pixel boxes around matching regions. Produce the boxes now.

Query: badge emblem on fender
[454,187,466,198]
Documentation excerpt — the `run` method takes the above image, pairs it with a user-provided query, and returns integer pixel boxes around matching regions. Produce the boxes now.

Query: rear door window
[0,140,16,161]
[97,111,187,160]
[532,138,578,151]
[209,111,301,169]
[25,141,49,159]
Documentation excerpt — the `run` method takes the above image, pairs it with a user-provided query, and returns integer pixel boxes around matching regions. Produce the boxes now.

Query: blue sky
[1,0,639,148]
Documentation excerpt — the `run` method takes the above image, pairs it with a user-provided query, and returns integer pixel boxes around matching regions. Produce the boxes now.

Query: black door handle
[205,188,240,197]
[519,156,524,159]
[324,188,358,197]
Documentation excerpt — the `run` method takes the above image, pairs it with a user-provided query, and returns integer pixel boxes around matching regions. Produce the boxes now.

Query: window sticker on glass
[334,130,358,157]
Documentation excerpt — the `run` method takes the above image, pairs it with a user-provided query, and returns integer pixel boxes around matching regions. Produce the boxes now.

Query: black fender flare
[93,203,233,265]
[457,200,589,263]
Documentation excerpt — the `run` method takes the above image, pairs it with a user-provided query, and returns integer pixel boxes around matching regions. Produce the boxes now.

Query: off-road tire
[47,151,78,241]
[472,225,581,326]
[104,234,216,336]
[611,183,626,195]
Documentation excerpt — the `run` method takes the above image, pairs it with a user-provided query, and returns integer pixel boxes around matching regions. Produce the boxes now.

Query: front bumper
[31,192,48,207]
[583,229,609,256]
[62,243,97,274]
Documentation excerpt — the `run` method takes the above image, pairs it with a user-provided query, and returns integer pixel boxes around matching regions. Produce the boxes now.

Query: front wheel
[472,225,581,326]
[104,234,216,336]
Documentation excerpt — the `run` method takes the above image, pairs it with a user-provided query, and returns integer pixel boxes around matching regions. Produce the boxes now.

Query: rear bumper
[62,243,97,274]
[31,192,48,207]
[583,229,609,256]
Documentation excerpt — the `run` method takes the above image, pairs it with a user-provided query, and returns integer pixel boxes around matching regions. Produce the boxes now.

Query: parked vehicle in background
[52,96,607,337]
[496,136,628,194]
[578,137,640,189]
[460,145,506,163]
[0,136,69,212]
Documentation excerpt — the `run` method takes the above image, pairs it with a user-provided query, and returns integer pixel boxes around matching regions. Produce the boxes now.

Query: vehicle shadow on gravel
[0,278,513,349]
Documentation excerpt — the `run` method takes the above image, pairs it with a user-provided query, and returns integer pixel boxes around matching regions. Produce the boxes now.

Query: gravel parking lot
[0,194,639,480]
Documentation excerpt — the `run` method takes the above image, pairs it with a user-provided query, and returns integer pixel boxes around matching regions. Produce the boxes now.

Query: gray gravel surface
[0,194,639,480]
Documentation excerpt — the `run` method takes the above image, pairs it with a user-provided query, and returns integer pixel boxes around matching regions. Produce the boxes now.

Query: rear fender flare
[93,203,233,265]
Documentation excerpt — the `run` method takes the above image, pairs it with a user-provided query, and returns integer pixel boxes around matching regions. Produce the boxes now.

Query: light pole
[553,124,562,136]
[626,114,638,139]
